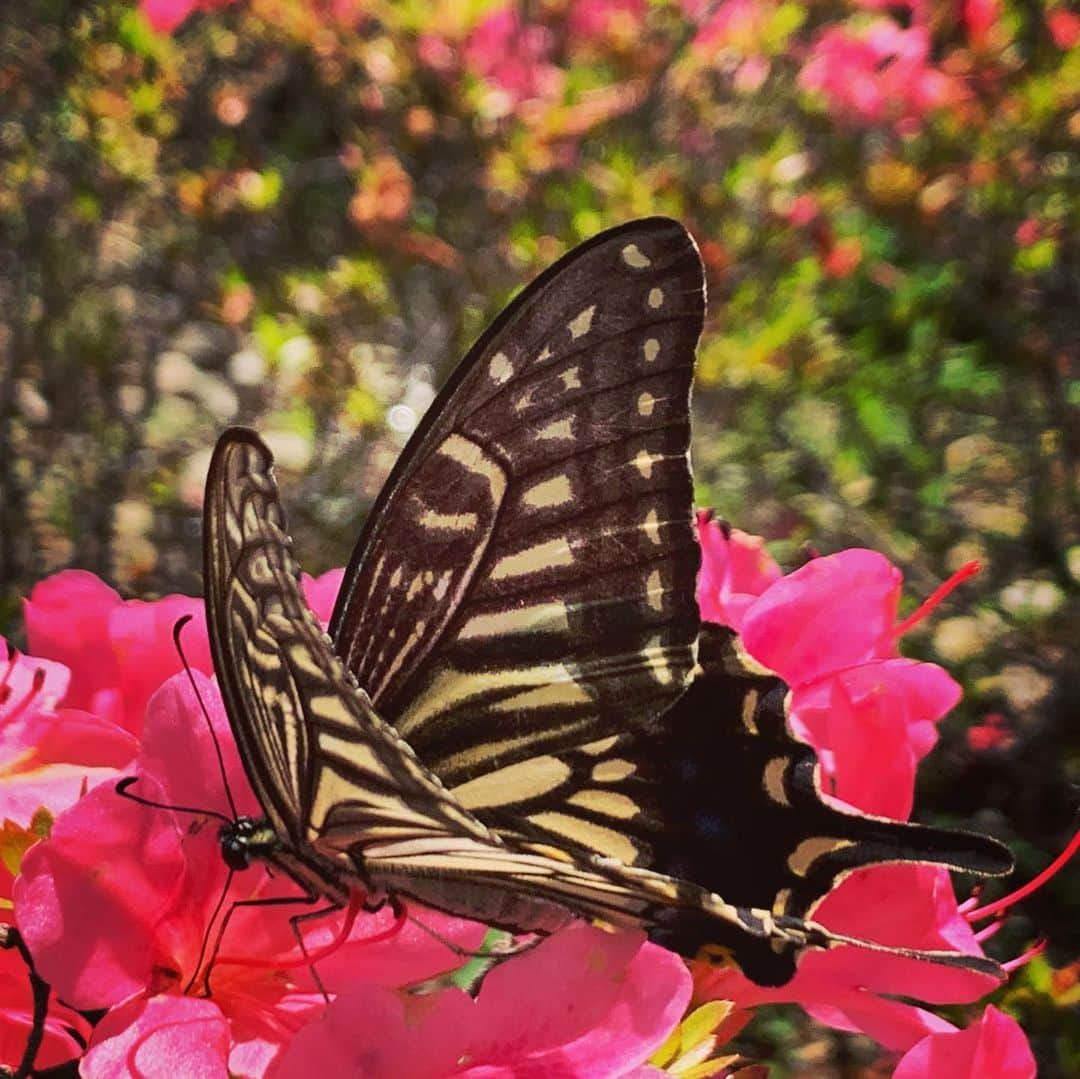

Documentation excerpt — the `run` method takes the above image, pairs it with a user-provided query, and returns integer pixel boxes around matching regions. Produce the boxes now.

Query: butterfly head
[219,815,278,872]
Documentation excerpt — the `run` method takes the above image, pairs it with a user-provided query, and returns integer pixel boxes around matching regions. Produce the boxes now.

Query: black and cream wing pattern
[204,218,1013,987]
[329,219,705,866]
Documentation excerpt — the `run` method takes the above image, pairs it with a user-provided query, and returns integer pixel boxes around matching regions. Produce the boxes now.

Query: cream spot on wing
[591,758,636,783]
[567,789,639,820]
[763,757,791,807]
[579,736,618,756]
[389,565,403,589]
[406,575,424,601]
[458,602,570,639]
[637,391,656,417]
[788,837,855,877]
[643,338,660,363]
[642,508,661,544]
[621,243,651,268]
[419,508,479,533]
[560,366,582,390]
[740,689,760,734]
[645,568,664,612]
[535,346,553,365]
[647,288,664,309]
[633,449,657,477]
[527,811,639,865]
[537,417,574,441]
[453,756,572,811]
[522,474,573,509]
[489,352,513,384]
[568,305,596,340]
[642,633,674,684]
[490,537,574,579]
[490,680,593,713]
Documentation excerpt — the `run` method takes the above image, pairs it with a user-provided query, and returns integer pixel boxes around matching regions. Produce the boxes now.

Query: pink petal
[23,571,123,716]
[696,515,781,631]
[740,549,901,684]
[83,995,231,1079]
[14,782,190,1009]
[792,658,959,818]
[302,568,345,626]
[893,1006,1036,1078]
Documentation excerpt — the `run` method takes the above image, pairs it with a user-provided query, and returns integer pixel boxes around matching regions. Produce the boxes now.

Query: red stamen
[973,918,1003,943]
[893,560,981,639]
[0,662,48,723]
[1003,939,1047,974]
[967,826,1080,922]
[956,886,983,914]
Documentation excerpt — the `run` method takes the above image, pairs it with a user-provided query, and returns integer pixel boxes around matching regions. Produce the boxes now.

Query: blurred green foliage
[0,1,1076,1072]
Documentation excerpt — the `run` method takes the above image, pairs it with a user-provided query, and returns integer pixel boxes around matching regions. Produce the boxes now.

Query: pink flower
[0,639,136,825]
[893,1005,1036,1078]
[1015,217,1042,248]
[463,6,561,106]
[271,923,690,1078]
[140,0,238,34]
[963,0,1002,49]
[567,0,646,46]
[695,512,781,632]
[1047,7,1080,50]
[1,820,92,1073]
[15,668,487,1075]
[967,712,1016,752]
[799,19,962,132]
[23,570,212,736]
[685,0,772,56]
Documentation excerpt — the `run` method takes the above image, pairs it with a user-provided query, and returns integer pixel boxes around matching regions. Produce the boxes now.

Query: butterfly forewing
[329,219,705,854]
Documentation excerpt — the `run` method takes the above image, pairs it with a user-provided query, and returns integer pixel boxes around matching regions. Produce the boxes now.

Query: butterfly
[203,217,1012,987]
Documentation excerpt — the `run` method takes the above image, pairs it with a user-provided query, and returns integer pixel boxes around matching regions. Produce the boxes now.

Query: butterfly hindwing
[329,219,705,812]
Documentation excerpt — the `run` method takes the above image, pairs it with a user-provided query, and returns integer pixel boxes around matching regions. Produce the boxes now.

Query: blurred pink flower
[568,0,646,46]
[141,0,239,34]
[1014,217,1042,247]
[271,923,689,1078]
[686,0,772,55]
[967,712,1016,752]
[963,0,1003,49]
[1048,7,1080,49]
[893,1005,1036,1078]
[463,6,561,107]
[799,19,963,131]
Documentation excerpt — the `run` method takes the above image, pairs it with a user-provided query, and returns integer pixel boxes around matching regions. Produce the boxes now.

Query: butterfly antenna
[114,777,233,827]
[173,614,239,820]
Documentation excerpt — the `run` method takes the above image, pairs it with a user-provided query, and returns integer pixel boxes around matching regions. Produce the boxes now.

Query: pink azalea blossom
[15,666,488,1075]
[141,0,239,34]
[695,512,782,631]
[893,1005,1036,1078]
[1,639,136,825]
[799,18,963,132]
[567,0,646,46]
[271,923,690,1078]
[1048,8,1080,49]
[1,819,92,1073]
[23,570,212,736]
[463,6,561,107]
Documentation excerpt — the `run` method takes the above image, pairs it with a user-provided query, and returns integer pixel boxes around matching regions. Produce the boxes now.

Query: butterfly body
[205,218,1012,988]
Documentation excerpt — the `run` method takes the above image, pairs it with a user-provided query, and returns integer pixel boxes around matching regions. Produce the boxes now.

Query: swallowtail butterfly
[204,218,1011,986]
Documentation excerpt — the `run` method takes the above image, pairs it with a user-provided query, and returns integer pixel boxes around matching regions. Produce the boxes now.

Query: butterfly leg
[197,890,324,997]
